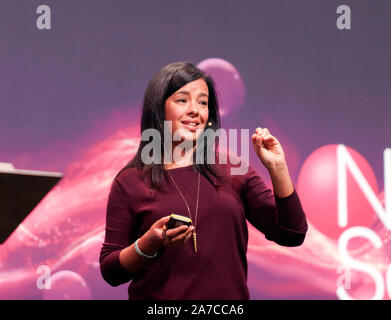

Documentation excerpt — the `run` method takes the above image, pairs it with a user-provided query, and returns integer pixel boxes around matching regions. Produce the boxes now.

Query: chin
[174,128,202,141]
[181,134,198,143]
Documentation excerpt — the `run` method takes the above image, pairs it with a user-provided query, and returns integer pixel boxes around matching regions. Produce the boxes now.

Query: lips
[181,120,201,132]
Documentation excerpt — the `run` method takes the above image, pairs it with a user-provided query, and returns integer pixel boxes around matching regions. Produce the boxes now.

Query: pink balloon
[43,270,92,300]
[297,144,378,239]
[197,58,245,117]
[376,190,391,266]
[341,270,377,300]
[371,190,386,231]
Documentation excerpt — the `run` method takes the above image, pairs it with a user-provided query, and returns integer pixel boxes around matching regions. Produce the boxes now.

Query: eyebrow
[175,90,209,98]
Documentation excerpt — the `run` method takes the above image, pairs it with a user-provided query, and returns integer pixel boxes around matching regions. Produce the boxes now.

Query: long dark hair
[117,61,227,191]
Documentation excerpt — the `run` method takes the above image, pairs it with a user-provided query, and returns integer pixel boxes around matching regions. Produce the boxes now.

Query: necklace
[167,169,200,253]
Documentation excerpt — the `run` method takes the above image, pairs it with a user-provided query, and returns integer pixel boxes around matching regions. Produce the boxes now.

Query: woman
[99,61,308,300]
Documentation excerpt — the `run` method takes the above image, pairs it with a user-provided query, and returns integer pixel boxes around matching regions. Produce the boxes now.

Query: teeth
[184,122,198,126]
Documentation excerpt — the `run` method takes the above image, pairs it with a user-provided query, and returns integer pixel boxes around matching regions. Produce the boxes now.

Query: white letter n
[337,144,391,229]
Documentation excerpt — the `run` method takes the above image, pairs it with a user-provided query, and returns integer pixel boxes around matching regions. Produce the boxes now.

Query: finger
[255,127,263,134]
[172,231,189,242]
[155,216,171,228]
[261,128,270,136]
[178,226,194,238]
[161,229,170,244]
[166,225,189,238]
[253,134,263,148]
[172,226,194,241]
[263,134,276,144]
[172,228,194,242]
[184,231,193,243]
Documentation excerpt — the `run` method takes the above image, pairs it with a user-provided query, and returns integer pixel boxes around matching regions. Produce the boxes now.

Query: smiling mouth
[181,121,201,131]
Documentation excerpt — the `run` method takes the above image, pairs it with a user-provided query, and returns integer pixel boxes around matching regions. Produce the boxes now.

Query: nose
[187,100,199,115]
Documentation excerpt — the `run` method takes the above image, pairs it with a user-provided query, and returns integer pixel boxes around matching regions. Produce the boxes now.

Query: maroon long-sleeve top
[99,163,308,299]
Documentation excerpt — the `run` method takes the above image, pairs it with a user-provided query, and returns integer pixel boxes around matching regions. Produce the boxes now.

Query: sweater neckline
[163,165,195,172]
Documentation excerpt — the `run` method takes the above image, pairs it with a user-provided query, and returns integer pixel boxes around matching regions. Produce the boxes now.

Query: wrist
[267,163,294,198]
[138,233,161,255]
[267,162,288,175]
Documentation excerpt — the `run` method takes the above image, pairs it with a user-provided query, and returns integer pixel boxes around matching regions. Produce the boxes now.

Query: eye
[176,99,186,103]
[200,101,208,106]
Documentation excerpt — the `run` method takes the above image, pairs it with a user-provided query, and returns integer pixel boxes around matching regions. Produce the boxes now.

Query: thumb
[154,215,171,228]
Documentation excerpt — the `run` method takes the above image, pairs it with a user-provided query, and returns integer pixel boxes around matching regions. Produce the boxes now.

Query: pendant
[192,230,197,253]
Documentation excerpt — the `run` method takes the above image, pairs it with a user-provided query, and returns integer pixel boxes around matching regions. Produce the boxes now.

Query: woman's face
[165,78,209,145]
